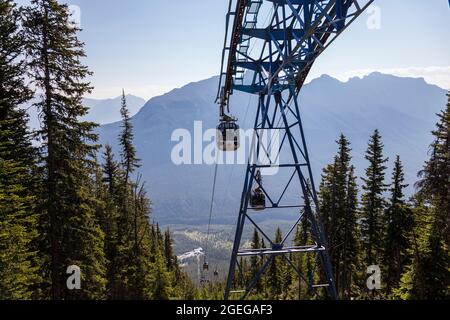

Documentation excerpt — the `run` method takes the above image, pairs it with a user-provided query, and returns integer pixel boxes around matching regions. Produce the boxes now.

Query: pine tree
[0,0,41,299]
[103,145,120,198]
[397,95,450,299]
[293,219,315,300]
[127,179,155,300]
[383,156,413,293]
[164,229,176,271]
[249,228,262,293]
[163,229,185,295]
[319,163,336,243]
[340,165,360,299]
[394,199,442,299]
[267,228,283,299]
[98,146,121,298]
[149,243,172,300]
[417,93,450,250]
[259,237,268,297]
[119,90,140,185]
[109,98,167,299]
[178,273,199,300]
[23,0,107,299]
[109,91,148,299]
[360,129,388,266]
[319,134,359,299]
[332,134,351,297]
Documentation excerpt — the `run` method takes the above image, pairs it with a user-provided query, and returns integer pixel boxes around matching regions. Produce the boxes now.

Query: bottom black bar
[0,300,445,318]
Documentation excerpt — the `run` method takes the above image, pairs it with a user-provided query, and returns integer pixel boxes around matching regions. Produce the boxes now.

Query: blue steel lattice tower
[216,0,375,300]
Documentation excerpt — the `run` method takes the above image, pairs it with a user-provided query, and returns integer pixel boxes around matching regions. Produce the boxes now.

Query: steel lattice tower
[216,0,374,300]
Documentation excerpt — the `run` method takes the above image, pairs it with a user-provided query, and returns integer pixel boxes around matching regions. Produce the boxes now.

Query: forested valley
[0,0,448,300]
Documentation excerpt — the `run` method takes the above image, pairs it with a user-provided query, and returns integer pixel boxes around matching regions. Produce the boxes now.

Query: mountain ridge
[94,72,447,226]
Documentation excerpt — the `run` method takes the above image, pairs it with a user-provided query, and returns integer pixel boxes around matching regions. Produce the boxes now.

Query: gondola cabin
[217,120,240,151]
[250,188,266,211]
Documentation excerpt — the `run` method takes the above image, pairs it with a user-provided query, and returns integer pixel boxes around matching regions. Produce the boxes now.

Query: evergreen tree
[111,97,171,300]
[0,0,41,299]
[318,163,337,253]
[332,134,351,297]
[103,145,120,198]
[119,91,140,185]
[267,228,283,299]
[259,237,268,297]
[110,91,149,299]
[23,0,107,299]
[397,95,450,299]
[99,146,121,298]
[394,199,442,299]
[102,137,179,300]
[164,229,176,271]
[383,156,413,293]
[319,134,359,299]
[360,129,388,266]
[293,219,315,300]
[149,243,172,300]
[128,179,155,300]
[249,228,262,293]
[340,165,360,299]
[178,273,199,300]
[417,93,450,251]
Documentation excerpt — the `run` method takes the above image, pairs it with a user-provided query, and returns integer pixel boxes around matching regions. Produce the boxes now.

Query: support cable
[204,154,220,263]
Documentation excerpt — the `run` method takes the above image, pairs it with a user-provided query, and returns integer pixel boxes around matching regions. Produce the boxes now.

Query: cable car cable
[204,153,219,265]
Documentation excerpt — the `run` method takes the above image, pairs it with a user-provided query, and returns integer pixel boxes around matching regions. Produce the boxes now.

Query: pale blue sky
[16,0,450,99]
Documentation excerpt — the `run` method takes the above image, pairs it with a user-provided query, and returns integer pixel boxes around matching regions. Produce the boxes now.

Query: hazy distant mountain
[25,94,146,130]
[83,95,146,124]
[96,73,447,226]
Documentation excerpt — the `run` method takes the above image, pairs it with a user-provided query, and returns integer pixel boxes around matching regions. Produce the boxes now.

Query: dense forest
[0,0,198,300]
[0,0,448,300]
[232,118,449,300]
